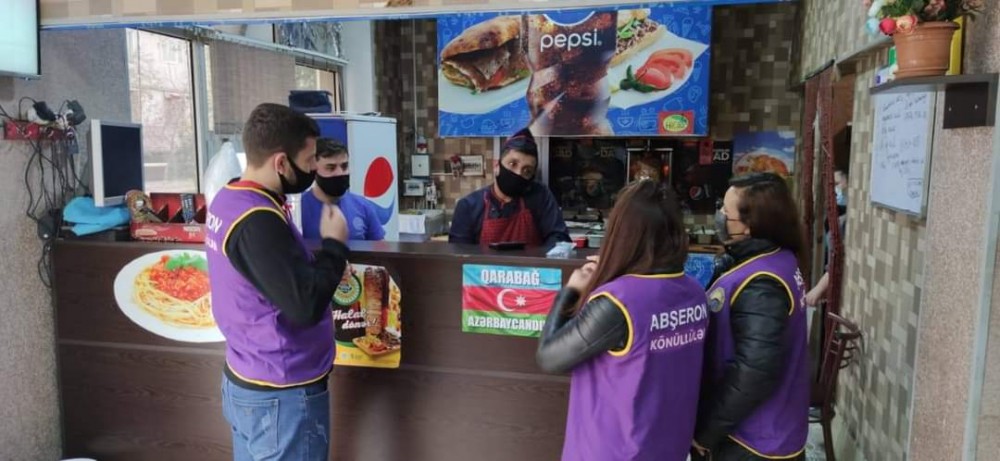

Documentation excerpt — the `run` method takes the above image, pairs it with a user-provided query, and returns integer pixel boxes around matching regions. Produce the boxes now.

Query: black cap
[502,128,538,157]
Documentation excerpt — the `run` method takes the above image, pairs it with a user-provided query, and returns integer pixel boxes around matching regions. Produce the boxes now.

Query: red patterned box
[130,193,207,243]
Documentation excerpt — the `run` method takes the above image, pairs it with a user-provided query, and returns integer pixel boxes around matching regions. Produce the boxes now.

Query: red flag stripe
[462,286,558,315]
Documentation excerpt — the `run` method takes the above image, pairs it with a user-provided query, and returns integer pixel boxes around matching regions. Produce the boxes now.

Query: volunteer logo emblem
[708,287,726,313]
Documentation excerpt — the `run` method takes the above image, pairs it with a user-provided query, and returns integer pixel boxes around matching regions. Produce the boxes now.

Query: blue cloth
[221,375,330,461]
[62,196,130,236]
[300,189,385,241]
[449,184,570,246]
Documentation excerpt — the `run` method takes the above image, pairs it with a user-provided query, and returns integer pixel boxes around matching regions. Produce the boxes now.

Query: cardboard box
[130,193,207,243]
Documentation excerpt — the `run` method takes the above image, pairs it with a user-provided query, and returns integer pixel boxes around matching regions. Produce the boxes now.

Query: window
[294,65,343,111]
[127,29,199,193]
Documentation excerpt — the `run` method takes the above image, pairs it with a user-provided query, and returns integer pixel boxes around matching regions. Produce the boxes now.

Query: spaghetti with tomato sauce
[133,254,215,328]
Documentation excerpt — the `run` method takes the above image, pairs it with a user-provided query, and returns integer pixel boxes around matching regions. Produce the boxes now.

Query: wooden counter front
[53,240,593,461]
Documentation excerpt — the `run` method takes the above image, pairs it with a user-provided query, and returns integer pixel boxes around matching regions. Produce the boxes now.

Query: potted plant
[865,0,983,78]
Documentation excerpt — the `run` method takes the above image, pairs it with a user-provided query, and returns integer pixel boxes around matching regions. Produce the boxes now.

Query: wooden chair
[809,312,863,461]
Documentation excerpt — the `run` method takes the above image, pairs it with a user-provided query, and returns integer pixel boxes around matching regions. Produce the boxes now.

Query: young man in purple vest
[693,173,809,461]
[205,103,349,461]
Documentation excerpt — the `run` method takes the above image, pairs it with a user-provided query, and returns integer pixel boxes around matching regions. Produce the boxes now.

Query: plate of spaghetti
[113,250,224,343]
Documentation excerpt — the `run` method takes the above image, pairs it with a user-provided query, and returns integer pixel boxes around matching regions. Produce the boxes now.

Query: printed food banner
[112,250,224,343]
[684,253,717,288]
[332,263,402,368]
[437,5,712,137]
[462,264,562,337]
[732,131,797,177]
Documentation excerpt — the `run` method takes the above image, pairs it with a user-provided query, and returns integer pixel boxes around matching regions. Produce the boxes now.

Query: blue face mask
[835,187,846,206]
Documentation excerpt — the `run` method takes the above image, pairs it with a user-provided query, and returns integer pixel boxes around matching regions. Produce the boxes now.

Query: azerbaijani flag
[461,264,562,337]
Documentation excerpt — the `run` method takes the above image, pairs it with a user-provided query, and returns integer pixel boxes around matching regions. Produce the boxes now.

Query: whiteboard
[869,91,936,216]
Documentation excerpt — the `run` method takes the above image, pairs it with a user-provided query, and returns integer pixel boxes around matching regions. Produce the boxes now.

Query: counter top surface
[56,238,720,262]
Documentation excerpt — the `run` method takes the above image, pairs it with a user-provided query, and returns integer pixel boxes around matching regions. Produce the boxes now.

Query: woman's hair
[575,180,688,313]
[729,173,805,262]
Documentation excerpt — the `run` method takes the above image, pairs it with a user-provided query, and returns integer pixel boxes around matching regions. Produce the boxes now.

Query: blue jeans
[221,375,330,461]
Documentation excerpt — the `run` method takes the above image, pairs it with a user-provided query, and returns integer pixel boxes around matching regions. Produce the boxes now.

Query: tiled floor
[805,424,827,461]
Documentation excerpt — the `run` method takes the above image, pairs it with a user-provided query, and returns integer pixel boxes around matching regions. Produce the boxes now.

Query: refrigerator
[307,114,400,241]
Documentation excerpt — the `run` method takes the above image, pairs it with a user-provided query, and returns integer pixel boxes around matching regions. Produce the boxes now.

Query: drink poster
[437,5,712,137]
[673,139,733,214]
[332,263,402,368]
[732,131,797,177]
[462,265,562,337]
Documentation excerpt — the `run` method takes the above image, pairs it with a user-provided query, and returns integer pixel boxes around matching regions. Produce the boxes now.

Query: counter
[52,239,717,460]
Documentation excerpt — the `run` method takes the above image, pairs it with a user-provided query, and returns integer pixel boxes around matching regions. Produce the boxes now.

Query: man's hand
[320,204,349,243]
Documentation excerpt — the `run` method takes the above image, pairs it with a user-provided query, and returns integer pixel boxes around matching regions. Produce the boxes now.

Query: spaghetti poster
[112,250,224,343]
[462,264,562,337]
[332,263,402,368]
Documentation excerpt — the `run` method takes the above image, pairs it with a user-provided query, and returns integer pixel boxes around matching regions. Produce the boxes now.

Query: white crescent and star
[496,289,528,312]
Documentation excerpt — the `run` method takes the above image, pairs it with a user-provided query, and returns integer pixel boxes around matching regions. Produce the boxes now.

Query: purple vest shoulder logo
[708,287,726,313]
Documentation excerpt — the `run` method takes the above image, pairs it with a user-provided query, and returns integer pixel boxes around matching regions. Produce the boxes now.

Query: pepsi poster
[437,6,712,138]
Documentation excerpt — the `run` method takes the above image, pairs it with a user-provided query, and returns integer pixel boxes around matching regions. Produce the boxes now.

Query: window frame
[294,62,345,112]
[126,28,203,193]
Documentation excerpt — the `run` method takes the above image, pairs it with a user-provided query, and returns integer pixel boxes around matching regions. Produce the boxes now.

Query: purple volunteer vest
[562,274,708,461]
[705,249,808,457]
[205,183,334,387]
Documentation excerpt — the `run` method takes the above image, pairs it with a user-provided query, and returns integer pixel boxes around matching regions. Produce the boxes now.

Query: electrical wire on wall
[1,100,88,288]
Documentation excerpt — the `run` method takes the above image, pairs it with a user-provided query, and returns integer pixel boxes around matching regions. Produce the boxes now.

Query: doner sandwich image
[612,9,666,67]
[440,16,530,93]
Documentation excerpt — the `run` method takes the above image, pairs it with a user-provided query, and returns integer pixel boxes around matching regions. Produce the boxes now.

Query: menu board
[869,91,935,216]
[437,6,712,137]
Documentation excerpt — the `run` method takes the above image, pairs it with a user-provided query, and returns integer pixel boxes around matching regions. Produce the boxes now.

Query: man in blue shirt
[449,128,570,247]
[301,138,385,241]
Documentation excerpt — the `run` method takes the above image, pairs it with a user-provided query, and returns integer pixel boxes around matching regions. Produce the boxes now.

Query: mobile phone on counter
[180,193,196,223]
[489,241,526,251]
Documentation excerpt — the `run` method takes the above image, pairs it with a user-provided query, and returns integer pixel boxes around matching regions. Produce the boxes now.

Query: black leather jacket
[694,238,794,451]
[535,267,682,374]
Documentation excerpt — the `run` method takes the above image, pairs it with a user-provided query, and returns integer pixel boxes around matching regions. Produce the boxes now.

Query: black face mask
[279,156,315,195]
[496,164,534,198]
[316,174,350,198]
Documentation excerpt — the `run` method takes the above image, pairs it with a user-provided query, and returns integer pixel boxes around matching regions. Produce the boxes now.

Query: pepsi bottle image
[523,10,617,136]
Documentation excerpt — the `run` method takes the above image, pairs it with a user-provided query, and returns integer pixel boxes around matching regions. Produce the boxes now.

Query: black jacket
[694,239,794,452]
[535,267,681,374]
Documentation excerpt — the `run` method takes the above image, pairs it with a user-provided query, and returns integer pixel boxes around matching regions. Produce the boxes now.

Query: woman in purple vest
[692,173,809,461]
[537,180,709,461]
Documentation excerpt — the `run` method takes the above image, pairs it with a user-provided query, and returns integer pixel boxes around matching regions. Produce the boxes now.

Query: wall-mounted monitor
[0,0,40,78]
[91,120,144,207]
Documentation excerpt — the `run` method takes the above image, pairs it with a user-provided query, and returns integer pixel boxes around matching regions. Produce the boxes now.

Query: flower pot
[892,21,959,79]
